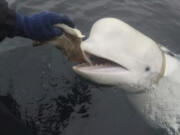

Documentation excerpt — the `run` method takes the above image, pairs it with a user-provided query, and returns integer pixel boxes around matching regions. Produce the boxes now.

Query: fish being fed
[33,24,85,63]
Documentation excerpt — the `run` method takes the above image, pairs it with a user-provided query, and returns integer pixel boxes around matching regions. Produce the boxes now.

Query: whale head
[73,18,165,92]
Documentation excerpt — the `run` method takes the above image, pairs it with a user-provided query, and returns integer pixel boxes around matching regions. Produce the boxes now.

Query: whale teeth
[82,51,93,65]
[82,51,124,68]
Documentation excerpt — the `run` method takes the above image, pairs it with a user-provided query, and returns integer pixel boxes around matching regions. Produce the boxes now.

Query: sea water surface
[0,0,180,135]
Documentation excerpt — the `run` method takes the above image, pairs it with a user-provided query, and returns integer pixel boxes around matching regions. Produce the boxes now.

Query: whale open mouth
[73,51,128,72]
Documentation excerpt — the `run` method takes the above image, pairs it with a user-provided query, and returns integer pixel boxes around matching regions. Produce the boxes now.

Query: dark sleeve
[0,0,16,41]
[0,101,33,135]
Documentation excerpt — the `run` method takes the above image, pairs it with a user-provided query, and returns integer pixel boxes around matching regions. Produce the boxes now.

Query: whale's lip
[73,51,128,72]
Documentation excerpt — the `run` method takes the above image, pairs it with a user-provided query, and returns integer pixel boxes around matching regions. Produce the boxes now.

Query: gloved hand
[14,11,75,41]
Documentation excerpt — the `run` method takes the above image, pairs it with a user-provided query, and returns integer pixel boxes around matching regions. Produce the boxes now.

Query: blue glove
[14,11,75,41]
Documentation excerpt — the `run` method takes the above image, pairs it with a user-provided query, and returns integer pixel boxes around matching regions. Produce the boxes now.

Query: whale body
[73,18,180,135]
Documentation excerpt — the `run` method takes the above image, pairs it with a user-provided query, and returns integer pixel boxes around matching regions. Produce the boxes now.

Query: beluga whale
[71,18,180,135]
[33,17,180,135]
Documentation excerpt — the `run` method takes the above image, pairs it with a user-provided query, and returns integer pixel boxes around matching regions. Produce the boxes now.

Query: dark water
[0,0,180,135]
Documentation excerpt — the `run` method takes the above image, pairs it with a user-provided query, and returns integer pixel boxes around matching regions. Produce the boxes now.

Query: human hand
[14,11,75,41]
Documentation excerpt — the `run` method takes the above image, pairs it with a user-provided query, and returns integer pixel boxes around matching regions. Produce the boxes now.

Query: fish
[33,24,85,63]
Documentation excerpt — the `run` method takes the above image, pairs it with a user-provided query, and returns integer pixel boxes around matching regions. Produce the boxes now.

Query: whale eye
[145,66,150,72]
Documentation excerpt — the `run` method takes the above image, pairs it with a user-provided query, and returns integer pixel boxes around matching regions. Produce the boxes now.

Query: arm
[0,0,75,42]
[0,0,16,41]
[14,11,75,41]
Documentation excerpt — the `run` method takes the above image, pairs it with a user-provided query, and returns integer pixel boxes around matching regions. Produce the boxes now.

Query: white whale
[73,18,180,135]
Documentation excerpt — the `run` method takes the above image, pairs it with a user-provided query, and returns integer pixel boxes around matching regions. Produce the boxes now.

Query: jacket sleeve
[0,0,16,41]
